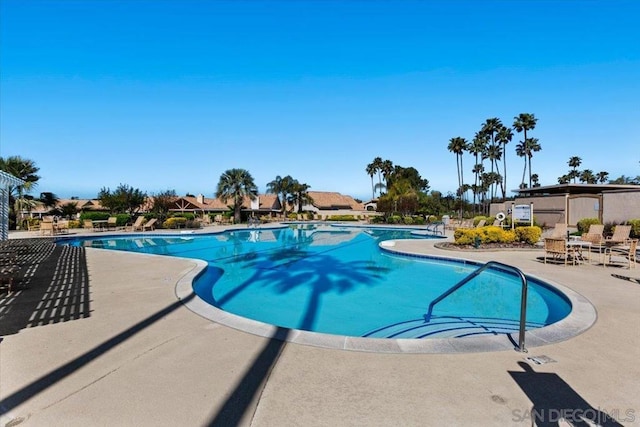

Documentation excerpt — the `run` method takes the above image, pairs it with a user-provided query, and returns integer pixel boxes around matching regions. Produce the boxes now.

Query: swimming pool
[65,224,578,351]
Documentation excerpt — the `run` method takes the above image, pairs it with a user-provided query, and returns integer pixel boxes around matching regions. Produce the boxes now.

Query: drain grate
[525,355,556,365]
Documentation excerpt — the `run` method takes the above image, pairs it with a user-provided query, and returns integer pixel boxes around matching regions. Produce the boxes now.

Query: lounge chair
[128,216,146,231]
[475,219,486,228]
[83,220,95,232]
[142,218,157,232]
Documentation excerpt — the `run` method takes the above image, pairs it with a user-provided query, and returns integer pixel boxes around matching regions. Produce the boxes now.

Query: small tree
[151,189,178,221]
[60,202,79,219]
[98,184,147,215]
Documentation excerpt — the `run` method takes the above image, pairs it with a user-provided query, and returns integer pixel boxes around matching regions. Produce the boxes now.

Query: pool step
[362,316,545,339]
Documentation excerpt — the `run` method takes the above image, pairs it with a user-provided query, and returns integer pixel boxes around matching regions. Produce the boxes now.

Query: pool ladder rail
[424,261,529,353]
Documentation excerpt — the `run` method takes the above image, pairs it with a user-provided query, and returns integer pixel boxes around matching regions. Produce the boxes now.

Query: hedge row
[454,226,542,245]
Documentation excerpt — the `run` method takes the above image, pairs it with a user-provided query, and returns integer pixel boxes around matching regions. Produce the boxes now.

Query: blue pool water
[65,225,571,339]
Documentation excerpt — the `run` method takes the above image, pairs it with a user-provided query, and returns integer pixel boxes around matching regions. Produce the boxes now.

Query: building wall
[513,195,566,227]
[603,191,640,223]
[568,195,601,225]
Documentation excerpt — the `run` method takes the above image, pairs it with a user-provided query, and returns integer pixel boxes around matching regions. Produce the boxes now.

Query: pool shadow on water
[214,247,390,331]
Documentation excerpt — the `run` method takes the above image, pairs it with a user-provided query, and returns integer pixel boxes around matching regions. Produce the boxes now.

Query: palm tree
[524,137,541,188]
[447,136,468,219]
[215,168,258,224]
[469,132,488,212]
[0,156,40,228]
[380,160,394,191]
[513,113,538,187]
[579,169,596,184]
[558,175,571,184]
[485,144,502,201]
[568,156,582,183]
[596,171,609,184]
[371,157,383,196]
[39,192,59,212]
[496,125,513,200]
[288,181,313,213]
[515,141,528,188]
[480,118,502,202]
[267,175,294,217]
[365,162,377,200]
[531,173,540,187]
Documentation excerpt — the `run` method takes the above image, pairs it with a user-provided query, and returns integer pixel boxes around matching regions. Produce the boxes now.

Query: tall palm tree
[365,162,377,200]
[596,171,609,184]
[568,156,582,183]
[480,118,502,202]
[447,136,468,219]
[380,159,394,191]
[515,141,528,188]
[525,137,542,188]
[496,125,513,200]
[469,132,488,212]
[371,157,383,196]
[215,168,258,224]
[513,113,538,187]
[485,144,502,201]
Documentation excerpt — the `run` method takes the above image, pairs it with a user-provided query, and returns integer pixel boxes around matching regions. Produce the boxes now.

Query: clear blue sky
[1,0,639,201]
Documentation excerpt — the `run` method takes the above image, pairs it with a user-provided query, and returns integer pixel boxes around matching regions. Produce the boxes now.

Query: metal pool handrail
[423,261,529,352]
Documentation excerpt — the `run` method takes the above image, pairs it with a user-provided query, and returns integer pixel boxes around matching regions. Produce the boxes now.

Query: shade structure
[0,170,26,240]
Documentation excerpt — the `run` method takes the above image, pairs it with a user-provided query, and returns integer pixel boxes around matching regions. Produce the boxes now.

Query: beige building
[491,184,640,227]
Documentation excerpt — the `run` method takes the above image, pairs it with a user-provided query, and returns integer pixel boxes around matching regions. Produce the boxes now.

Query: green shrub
[576,217,600,234]
[403,216,414,225]
[627,219,640,238]
[68,220,81,229]
[515,226,542,244]
[114,214,131,226]
[370,215,385,224]
[163,217,187,229]
[387,215,402,224]
[287,213,298,220]
[327,214,358,221]
[172,212,195,220]
[412,216,425,225]
[79,212,110,221]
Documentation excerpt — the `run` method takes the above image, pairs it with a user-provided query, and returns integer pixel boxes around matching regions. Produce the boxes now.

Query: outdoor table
[567,241,592,264]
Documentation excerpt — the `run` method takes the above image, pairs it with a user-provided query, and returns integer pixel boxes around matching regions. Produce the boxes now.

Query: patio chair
[475,219,486,228]
[40,221,55,236]
[56,220,69,234]
[544,237,573,266]
[548,223,568,239]
[107,216,119,230]
[142,218,157,232]
[604,239,638,269]
[606,225,632,244]
[580,224,605,245]
[83,220,95,232]
[128,216,146,231]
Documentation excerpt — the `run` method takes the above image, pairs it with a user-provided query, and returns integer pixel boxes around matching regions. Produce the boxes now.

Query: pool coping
[173,238,598,354]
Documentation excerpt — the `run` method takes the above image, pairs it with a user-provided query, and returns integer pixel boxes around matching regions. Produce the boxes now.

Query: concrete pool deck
[1,226,639,426]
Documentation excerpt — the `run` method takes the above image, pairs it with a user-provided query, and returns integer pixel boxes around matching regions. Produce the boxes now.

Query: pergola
[0,170,25,240]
